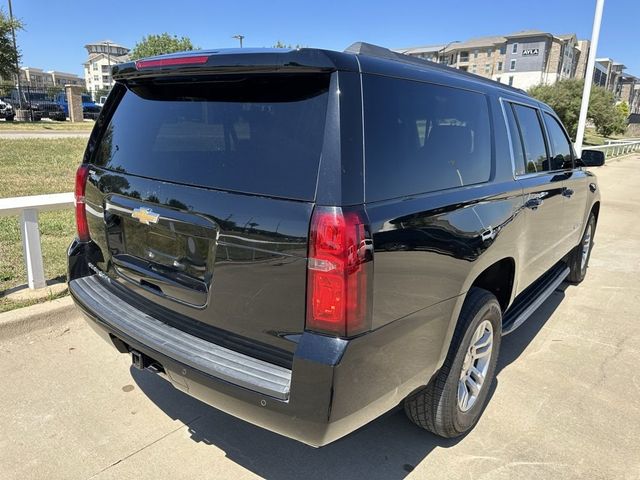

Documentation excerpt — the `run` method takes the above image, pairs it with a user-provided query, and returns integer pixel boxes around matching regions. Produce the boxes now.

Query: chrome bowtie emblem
[131,207,160,225]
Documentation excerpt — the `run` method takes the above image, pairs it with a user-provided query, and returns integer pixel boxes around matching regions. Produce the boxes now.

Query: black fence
[0,82,102,122]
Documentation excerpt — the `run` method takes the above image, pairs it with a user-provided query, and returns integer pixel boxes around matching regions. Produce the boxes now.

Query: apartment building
[396,30,589,91]
[620,74,640,114]
[83,40,130,97]
[0,67,83,89]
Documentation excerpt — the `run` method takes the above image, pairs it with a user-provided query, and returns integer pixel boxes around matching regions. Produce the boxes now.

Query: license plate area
[104,195,219,307]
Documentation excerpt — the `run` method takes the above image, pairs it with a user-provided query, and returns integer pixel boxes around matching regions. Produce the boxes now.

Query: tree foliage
[272,40,303,49]
[0,9,23,80]
[528,79,629,140]
[130,33,197,60]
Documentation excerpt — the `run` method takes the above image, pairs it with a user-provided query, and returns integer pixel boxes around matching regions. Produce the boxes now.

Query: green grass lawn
[583,128,625,146]
[0,120,94,131]
[0,138,87,311]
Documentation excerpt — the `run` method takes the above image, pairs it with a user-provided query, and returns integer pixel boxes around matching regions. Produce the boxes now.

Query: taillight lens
[74,164,90,242]
[306,206,372,337]
[135,55,209,69]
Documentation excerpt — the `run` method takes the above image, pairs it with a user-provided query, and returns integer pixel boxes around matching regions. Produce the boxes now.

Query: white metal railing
[606,138,640,145]
[0,192,74,289]
[584,140,640,158]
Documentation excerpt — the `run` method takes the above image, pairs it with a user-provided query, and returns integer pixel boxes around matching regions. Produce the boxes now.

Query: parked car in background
[0,98,14,121]
[8,90,65,121]
[96,95,108,108]
[68,44,602,447]
[55,93,101,119]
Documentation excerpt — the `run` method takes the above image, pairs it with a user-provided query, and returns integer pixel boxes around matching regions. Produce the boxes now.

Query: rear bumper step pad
[69,275,292,400]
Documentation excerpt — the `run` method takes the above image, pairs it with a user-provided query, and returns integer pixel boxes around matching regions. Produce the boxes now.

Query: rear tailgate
[83,72,332,357]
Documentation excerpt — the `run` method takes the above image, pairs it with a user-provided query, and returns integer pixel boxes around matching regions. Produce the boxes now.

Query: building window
[497,61,503,71]
[93,63,98,71]
[473,49,479,58]
[510,59,516,71]
[94,75,99,81]
[459,51,469,62]
[487,49,493,57]
[484,64,491,73]
[508,76,514,86]
[496,77,501,83]
[471,64,476,73]
[500,45,506,54]
[512,43,518,54]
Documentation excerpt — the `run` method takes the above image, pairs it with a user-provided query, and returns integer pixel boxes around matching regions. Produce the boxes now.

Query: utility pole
[232,34,245,48]
[106,41,112,89]
[575,0,605,157]
[7,0,22,109]
[438,40,460,65]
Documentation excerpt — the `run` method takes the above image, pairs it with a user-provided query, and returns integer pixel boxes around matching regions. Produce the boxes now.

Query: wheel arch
[435,256,516,372]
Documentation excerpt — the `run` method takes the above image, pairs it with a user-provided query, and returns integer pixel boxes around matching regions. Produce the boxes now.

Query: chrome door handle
[525,198,542,210]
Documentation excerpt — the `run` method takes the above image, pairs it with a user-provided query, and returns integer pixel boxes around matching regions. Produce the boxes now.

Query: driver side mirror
[579,149,605,167]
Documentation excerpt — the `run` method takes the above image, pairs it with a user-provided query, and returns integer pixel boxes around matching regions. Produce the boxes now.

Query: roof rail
[344,41,527,95]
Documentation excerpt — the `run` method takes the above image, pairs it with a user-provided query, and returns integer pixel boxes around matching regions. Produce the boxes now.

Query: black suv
[68,44,601,446]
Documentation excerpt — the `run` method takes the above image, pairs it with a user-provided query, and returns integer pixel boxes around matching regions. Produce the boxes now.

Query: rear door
[84,73,333,355]
[505,100,567,290]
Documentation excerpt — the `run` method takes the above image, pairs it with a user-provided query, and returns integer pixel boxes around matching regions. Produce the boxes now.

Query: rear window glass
[93,74,330,201]
[363,75,492,202]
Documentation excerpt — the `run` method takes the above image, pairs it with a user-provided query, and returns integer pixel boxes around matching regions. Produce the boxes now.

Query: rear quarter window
[363,75,492,202]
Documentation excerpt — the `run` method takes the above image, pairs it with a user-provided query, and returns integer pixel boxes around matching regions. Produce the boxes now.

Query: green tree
[614,101,630,135]
[272,40,303,49]
[95,87,111,101]
[130,33,197,60]
[528,79,628,140]
[0,9,23,80]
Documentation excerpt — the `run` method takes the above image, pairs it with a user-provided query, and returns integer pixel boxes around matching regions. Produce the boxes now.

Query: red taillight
[135,55,209,70]
[306,206,372,337]
[74,164,90,242]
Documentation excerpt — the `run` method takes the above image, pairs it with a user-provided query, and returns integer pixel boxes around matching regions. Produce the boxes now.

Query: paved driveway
[1,156,639,480]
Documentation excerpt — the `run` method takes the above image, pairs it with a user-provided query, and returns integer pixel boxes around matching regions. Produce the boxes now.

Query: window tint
[543,113,573,170]
[503,103,526,176]
[511,104,548,173]
[363,75,492,202]
[93,74,330,201]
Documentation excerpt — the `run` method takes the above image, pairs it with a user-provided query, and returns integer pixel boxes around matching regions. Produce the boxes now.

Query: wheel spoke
[474,344,491,358]
[466,375,481,396]
[468,365,485,385]
[474,330,492,349]
[458,381,469,410]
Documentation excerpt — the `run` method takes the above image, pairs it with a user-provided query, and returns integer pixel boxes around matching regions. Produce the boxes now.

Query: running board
[502,263,570,336]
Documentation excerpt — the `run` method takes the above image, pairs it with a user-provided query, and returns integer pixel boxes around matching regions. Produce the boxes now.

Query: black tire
[567,213,596,284]
[5,115,14,122]
[404,287,502,438]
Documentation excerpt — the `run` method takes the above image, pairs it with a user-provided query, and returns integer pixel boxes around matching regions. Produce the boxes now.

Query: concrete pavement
[1,155,639,479]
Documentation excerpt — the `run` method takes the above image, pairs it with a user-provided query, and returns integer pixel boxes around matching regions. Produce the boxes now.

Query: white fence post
[0,192,74,290]
[20,208,46,289]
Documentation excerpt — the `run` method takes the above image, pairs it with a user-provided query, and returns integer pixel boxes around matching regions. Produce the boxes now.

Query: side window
[363,75,492,202]
[543,113,574,170]
[511,104,549,173]
[503,103,526,176]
